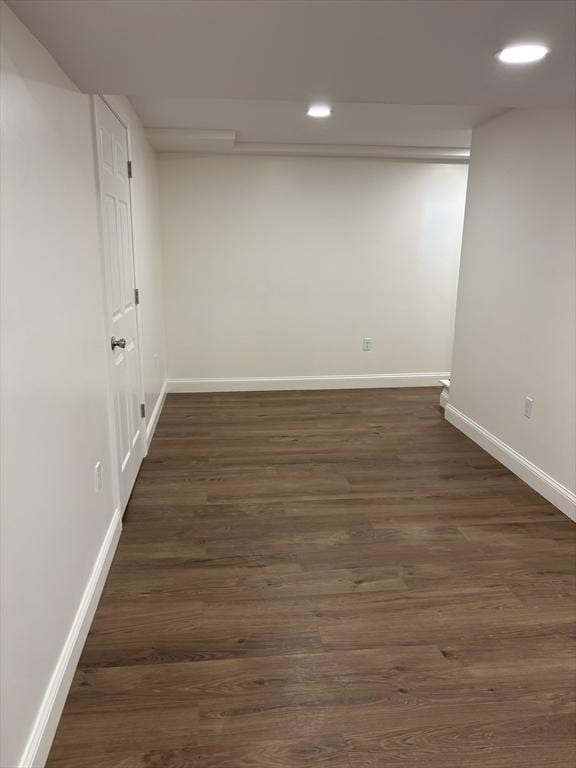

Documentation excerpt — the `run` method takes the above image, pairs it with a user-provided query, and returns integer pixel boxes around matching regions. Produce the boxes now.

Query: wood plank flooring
[46,388,576,767]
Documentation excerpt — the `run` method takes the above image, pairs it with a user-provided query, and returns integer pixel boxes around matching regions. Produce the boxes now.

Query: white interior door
[95,97,145,512]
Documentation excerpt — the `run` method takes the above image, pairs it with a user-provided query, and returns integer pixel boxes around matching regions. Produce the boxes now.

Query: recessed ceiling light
[307,103,332,118]
[497,44,549,64]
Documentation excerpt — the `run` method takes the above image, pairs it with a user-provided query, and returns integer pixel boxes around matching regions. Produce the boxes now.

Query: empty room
[1,1,575,767]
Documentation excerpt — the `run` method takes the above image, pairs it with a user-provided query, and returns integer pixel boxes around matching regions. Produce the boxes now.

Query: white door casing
[94,97,145,512]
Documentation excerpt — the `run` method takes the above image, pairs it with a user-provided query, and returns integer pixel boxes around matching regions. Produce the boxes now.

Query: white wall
[103,96,167,441]
[160,155,468,390]
[0,5,115,765]
[447,108,576,518]
[0,5,166,766]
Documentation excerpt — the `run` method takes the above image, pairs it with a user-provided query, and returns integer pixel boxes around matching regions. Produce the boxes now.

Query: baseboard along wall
[145,379,168,451]
[18,510,122,768]
[445,404,576,522]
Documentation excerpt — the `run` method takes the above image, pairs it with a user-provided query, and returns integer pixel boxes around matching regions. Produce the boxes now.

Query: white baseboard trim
[168,373,449,393]
[18,509,122,768]
[445,404,576,522]
[145,379,167,451]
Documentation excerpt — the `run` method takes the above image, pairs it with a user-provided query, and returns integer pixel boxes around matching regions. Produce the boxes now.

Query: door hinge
[127,160,133,179]
[140,403,146,418]
[135,287,140,305]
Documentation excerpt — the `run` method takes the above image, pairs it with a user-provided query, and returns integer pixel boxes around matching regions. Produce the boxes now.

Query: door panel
[95,98,144,511]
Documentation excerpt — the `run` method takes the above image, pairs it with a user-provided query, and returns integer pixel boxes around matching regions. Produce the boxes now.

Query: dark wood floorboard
[46,388,576,767]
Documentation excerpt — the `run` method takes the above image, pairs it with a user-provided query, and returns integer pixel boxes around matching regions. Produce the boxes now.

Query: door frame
[91,94,147,514]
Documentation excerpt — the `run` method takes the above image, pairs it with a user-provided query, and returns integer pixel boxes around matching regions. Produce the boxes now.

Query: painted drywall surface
[104,96,167,431]
[159,155,468,381]
[0,4,115,765]
[449,108,576,494]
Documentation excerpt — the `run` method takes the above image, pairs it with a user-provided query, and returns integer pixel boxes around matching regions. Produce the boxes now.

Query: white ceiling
[8,0,574,105]
[7,0,575,151]
[133,98,501,149]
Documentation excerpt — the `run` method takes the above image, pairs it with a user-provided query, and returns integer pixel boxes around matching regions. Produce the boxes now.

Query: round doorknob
[111,336,127,351]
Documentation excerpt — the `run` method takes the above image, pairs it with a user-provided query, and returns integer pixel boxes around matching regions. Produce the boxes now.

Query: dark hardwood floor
[47,388,576,767]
